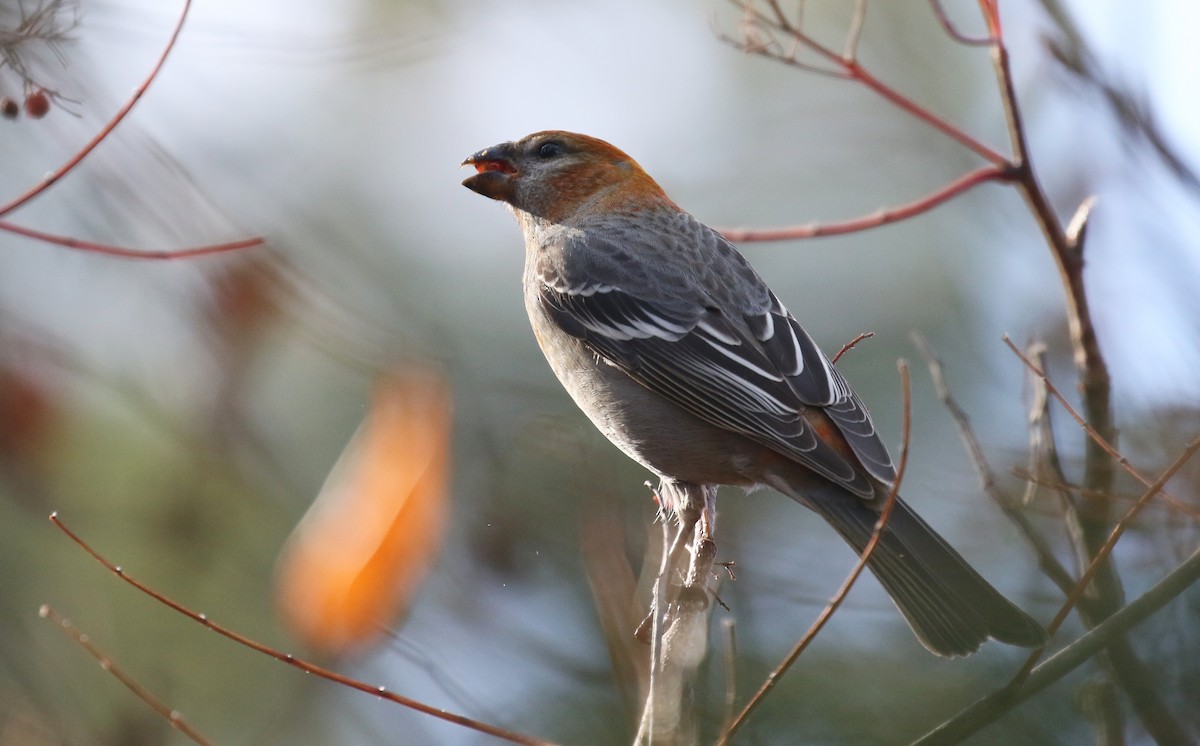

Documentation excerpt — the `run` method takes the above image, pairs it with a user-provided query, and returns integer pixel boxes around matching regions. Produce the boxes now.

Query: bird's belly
[530,311,762,487]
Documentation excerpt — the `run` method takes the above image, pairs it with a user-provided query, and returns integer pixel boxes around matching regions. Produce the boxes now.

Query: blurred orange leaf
[275,368,451,654]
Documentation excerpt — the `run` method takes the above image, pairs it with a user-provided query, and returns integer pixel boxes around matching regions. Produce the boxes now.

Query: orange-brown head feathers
[462,131,675,224]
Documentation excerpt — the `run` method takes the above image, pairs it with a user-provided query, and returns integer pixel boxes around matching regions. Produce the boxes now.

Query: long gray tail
[803,490,1047,657]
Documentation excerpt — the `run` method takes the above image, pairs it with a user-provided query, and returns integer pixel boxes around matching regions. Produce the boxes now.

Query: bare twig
[0,0,79,97]
[928,0,994,46]
[635,484,719,744]
[0,0,192,217]
[912,541,1200,746]
[987,3,1182,725]
[718,359,912,744]
[48,513,558,746]
[1010,467,1200,520]
[1039,0,1200,196]
[1003,338,1189,516]
[1015,434,1200,675]
[843,0,867,62]
[987,24,1119,599]
[831,331,874,364]
[0,220,265,258]
[912,333,1075,595]
[719,166,1012,242]
[39,605,215,746]
[721,619,737,732]
[1005,339,1196,744]
[726,1,1008,165]
[0,0,266,258]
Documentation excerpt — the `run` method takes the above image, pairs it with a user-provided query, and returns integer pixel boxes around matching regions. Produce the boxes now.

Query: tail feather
[803,491,1047,657]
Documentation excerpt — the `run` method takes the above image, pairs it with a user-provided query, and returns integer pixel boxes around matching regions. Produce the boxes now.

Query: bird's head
[462,131,673,223]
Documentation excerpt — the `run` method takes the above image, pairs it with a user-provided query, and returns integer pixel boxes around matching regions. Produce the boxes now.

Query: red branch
[718,360,913,743]
[720,166,1010,242]
[48,513,558,746]
[0,0,265,258]
[40,605,216,746]
[0,0,193,218]
[0,220,264,259]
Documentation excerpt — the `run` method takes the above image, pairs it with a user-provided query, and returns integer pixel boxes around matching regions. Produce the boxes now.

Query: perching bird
[461,131,1046,657]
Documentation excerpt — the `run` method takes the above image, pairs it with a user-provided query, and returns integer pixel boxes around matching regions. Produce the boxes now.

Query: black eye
[537,141,565,159]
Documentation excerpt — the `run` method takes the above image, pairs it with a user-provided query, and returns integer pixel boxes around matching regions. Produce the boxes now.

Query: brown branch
[718,359,912,745]
[719,166,1011,242]
[728,2,1008,165]
[911,333,1075,595]
[988,31,1116,525]
[39,605,216,746]
[831,331,875,364]
[928,0,994,46]
[0,219,265,259]
[1011,467,1200,521]
[976,0,1001,39]
[1014,435,1200,671]
[1038,0,1200,197]
[843,0,868,61]
[976,2,1190,731]
[912,541,1200,746]
[1002,338,1191,528]
[729,4,1191,738]
[1004,339,1194,745]
[48,513,558,746]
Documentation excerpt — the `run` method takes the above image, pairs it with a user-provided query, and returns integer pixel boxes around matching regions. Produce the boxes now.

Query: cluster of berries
[1,89,50,120]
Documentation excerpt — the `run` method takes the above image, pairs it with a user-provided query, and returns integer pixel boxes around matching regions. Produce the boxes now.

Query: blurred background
[1,0,1198,744]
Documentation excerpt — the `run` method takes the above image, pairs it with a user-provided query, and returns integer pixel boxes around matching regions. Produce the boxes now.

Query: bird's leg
[683,485,719,592]
[636,481,706,643]
[667,486,703,582]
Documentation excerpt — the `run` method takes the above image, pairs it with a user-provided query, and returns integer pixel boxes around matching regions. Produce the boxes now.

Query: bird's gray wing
[537,229,895,496]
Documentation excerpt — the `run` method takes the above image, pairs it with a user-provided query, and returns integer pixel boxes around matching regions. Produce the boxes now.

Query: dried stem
[48,513,558,746]
[912,541,1200,746]
[1018,435,1200,669]
[831,331,874,364]
[911,333,1075,595]
[725,1,1195,741]
[1003,339,1190,532]
[718,359,912,744]
[728,1,1008,164]
[843,0,867,62]
[928,0,994,46]
[0,0,265,258]
[0,220,264,258]
[39,605,215,746]
[719,166,1012,242]
[0,0,192,217]
[1004,339,1195,744]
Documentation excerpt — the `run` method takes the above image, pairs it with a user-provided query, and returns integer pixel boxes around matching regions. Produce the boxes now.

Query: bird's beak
[461,142,518,202]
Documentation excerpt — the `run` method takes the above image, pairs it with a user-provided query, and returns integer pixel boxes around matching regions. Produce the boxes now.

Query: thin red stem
[40,605,216,746]
[48,513,558,746]
[718,361,912,744]
[0,220,265,259]
[0,0,192,218]
[720,166,1011,242]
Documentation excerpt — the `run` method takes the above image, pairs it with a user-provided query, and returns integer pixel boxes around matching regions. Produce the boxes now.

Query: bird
[461,130,1047,657]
